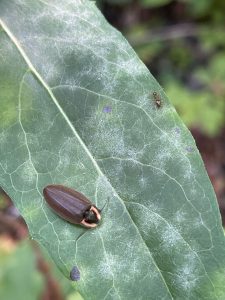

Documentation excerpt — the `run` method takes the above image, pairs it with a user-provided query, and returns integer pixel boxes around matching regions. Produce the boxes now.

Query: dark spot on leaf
[186,146,194,153]
[70,266,80,281]
[175,127,181,135]
[103,106,112,113]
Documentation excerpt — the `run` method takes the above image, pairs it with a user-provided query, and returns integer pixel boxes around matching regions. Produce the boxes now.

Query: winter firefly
[153,91,162,108]
[43,185,101,228]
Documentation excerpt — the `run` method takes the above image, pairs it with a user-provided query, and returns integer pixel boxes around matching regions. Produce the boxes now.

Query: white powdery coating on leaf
[119,57,147,77]
[16,161,36,183]
[173,210,188,226]
[138,175,148,188]
[174,253,199,292]
[95,175,112,195]
[153,147,173,170]
[161,226,182,248]
[98,253,127,280]
[86,115,126,157]
[61,226,75,239]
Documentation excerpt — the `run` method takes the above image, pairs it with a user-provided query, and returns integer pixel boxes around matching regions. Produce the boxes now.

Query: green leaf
[39,242,84,299]
[0,242,44,300]
[0,1,225,299]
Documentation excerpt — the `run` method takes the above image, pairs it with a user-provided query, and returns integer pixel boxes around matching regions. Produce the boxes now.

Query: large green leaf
[0,1,225,299]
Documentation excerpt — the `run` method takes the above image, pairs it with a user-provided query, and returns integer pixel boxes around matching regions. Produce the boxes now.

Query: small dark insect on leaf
[70,266,80,281]
[152,91,162,108]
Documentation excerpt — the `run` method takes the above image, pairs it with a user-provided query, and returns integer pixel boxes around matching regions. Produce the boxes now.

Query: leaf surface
[0,1,225,299]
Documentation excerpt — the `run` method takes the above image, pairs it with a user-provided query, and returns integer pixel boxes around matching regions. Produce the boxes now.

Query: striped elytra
[43,185,101,228]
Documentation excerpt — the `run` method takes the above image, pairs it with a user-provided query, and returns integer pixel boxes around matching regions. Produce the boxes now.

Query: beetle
[152,91,162,108]
[43,185,101,228]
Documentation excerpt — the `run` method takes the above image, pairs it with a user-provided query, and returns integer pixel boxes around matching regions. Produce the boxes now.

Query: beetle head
[81,206,101,228]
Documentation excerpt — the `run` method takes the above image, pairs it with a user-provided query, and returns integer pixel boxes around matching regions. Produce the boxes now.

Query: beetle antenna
[99,197,109,212]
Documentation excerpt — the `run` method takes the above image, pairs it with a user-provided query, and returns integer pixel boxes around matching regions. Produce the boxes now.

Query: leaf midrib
[0,18,174,299]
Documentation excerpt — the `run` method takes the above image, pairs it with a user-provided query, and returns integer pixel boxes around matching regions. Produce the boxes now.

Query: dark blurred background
[1,1,225,299]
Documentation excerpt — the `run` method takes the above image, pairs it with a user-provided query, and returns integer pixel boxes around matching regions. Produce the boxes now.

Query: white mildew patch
[183,167,194,180]
[99,212,127,242]
[125,202,166,237]
[90,127,126,158]
[172,253,202,293]
[138,175,148,189]
[138,93,152,109]
[60,226,76,240]
[10,160,36,190]
[119,56,148,77]
[125,201,218,298]
[152,147,174,170]
[99,252,127,278]
[157,128,188,157]
[161,226,183,248]
[97,258,114,281]
[94,176,113,201]
[175,276,197,295]
[37,150,60,174]
[173,210,188,227]
[56,152,71,172]
[56,136,97,179]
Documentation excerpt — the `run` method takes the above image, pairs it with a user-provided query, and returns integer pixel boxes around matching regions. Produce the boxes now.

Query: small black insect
[152,91,162,108]
[70,266,80,281]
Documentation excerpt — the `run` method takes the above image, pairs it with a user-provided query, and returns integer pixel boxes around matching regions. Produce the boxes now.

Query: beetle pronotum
[43,185,102,228]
